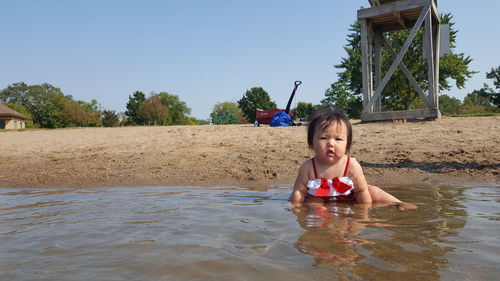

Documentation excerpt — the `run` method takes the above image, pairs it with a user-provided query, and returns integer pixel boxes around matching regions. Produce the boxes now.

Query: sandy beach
[0,116,499,188]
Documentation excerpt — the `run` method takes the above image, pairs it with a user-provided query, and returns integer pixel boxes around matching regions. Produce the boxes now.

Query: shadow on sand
[362,160,500,174]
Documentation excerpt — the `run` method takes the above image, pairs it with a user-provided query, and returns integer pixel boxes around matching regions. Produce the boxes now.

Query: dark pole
[285,81,302,114]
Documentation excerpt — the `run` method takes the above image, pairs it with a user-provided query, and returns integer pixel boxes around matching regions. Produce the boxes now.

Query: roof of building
[0,104,32,120]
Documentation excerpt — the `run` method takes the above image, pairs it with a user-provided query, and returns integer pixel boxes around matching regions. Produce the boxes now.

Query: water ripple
[0,184,498,281]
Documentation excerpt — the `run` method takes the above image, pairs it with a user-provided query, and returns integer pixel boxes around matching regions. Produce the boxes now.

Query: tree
[187,117,198,125]
[60,101,100,127]
[463,90,492,107]
[125,91,146,125]
[118,112,128,125]
[210,101,246,124]
[293,102,315,120]
[27,84,71,128]
[76,99,99,113]
[237,114,249,124]
[462,66,500,112]
[483,66,500,107]
[210,102,242,119]
[321,80,362,118]
[486,66,500,89]
[237,87,277,122]
[0,82,70,128]
[139,95,169,125]
[0,82,29,104]
[195,118,210,125]
[331,14,475,113]
[0,82,107,128]
[158,92,192,125]
[102,110,120,127]
[439,94,461,115]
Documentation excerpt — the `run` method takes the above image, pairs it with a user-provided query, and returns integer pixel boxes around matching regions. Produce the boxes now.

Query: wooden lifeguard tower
[358,0,441,121]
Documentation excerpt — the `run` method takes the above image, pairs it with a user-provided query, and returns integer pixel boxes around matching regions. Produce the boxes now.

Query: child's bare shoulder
[302,157,315,167]
[348,157,364,173]
[298,158,313,174]
[349,156,361,166]
[294,158,314,188]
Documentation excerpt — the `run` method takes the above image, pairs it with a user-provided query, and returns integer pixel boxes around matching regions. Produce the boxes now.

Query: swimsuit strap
[343,156,350,177]
[313,156,350,178]
[312,157,318,178]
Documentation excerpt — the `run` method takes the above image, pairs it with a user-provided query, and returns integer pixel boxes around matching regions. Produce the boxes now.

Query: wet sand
[0,116,499,188]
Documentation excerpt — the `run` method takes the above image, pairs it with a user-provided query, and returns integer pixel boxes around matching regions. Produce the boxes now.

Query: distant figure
[254,120,259,127]
[289,108,416,211]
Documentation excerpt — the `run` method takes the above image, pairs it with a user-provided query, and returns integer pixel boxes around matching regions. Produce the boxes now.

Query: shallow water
[0,184,499,281]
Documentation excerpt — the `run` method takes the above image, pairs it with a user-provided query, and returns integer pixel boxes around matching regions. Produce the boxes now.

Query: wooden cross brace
[362,5,431,112]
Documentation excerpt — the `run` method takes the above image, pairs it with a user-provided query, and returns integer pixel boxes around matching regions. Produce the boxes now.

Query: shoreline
[1,116,499,188]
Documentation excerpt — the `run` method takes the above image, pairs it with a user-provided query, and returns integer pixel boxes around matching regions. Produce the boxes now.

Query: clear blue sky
[2,0,499,119]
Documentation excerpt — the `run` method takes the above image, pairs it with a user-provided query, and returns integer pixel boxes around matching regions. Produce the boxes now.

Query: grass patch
[448,112,500,117]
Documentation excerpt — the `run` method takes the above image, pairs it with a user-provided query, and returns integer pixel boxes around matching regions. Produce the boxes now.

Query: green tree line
[0,82,197,128]
[0,82,104,128]
[123,91,195,126]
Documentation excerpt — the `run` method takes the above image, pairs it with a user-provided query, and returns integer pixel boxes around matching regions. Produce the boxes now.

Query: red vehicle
[255,109,294,125]
[254,81,301,125]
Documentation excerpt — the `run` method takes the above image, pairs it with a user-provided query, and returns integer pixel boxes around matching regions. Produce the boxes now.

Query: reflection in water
[289,185,500,280]
[292,203,382,267]
[0,184,498,280]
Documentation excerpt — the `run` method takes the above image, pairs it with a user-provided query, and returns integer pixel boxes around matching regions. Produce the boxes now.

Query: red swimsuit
[306,157,356,201]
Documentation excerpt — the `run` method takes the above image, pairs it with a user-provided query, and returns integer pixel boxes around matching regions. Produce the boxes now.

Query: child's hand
[397,202,417,211]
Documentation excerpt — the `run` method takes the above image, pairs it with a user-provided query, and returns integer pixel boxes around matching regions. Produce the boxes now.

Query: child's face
[312,121,349,164]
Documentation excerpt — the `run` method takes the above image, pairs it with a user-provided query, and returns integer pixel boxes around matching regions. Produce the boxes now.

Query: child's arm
[289,161,310,205]
[348,158,372,204]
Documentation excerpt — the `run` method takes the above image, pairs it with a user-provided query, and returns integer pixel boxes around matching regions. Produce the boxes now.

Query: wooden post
[424,10,435,107]
[360,19,371,112]
[433,16,441,109]
[374,31,383,112]
[367,24,374,112]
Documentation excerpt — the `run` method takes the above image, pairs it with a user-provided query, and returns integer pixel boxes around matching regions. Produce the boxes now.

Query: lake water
[0,184,499,281]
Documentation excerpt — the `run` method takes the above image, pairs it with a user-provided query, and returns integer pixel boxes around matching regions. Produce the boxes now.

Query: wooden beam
[363,5,430,112]
[358,0,432,19]
[424,10,436,107]
[360,19,371,110]
[432,0,441,111]
[367,23,374,111]
[374,31,383,112]
[394,11,407,29]
[433,17,440,108]
[430,0,440,23]
[361,108,441,121]
[381,37,430,106]
[377,24,410,33]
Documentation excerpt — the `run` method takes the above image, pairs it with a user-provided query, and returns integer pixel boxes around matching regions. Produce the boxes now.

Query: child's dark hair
[307,108,353,152]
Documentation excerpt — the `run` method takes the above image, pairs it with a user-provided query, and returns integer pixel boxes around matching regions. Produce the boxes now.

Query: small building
[0,104,31,130]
